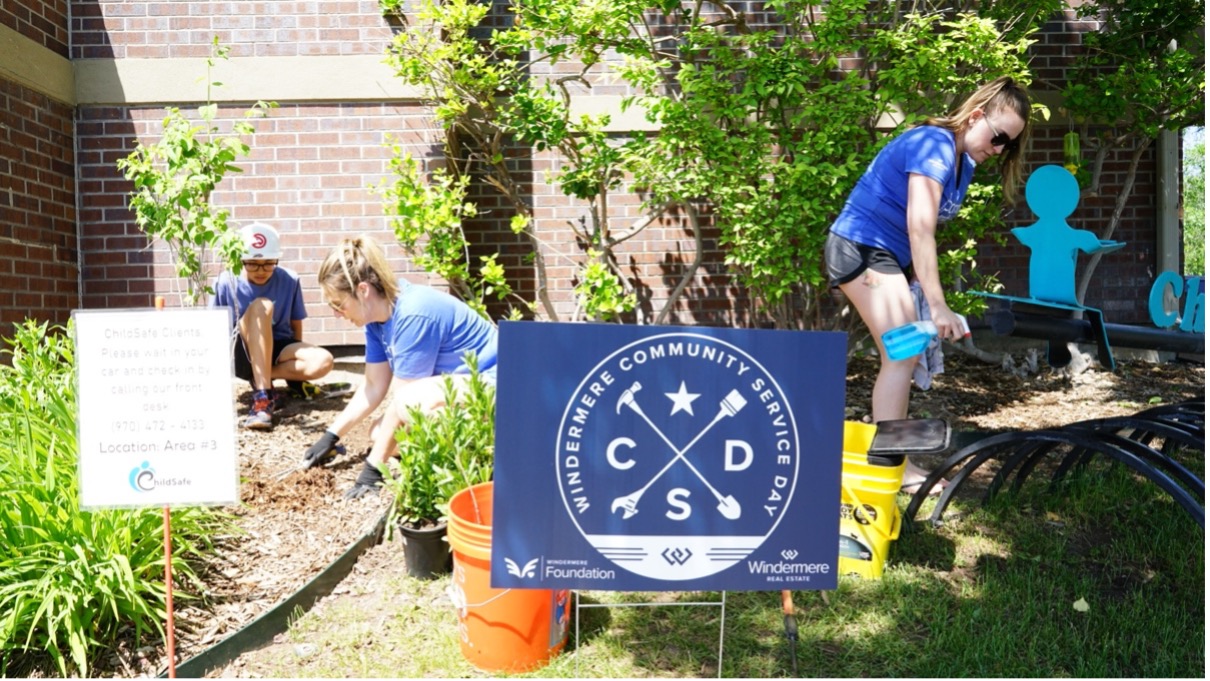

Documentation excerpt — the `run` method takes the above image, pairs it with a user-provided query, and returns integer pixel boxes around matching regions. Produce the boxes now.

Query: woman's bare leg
[838,269,944,493]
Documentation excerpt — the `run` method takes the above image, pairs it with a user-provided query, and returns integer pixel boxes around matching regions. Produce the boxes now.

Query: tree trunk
[1074,138,1151,306]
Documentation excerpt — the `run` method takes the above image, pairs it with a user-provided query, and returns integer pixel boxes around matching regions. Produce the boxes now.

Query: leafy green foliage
[632,4,1038,327]
[382,1,1051,329]
[0,321,225,676]
[116,38,275,306]
[575,251,636,322]
[1184,134,1205,275]
[385,354,496,527]
[945,178,1014,316]
[382,0,651,322]
[1064,0,1204,138]
[380,149,513,319]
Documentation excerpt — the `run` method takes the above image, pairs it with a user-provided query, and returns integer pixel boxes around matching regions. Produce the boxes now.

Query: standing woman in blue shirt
[825,77,1032,494]
[303,235,499,499]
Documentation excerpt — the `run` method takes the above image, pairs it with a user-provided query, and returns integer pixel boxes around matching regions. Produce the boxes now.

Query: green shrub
[0,320,225,676]
[386,354,495,527]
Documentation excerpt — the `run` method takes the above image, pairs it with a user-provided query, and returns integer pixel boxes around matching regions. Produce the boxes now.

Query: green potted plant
[382,354,495,578]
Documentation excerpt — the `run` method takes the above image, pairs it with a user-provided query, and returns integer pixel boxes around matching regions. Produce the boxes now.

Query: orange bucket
[446,482,570,673]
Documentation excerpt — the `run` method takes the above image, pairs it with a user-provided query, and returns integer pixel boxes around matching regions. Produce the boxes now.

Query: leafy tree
[1184,131,1205,275]
[117,39,275,306]
[1059,0,1205,304]
[380,1,1053,330]
[629,1,1047,328]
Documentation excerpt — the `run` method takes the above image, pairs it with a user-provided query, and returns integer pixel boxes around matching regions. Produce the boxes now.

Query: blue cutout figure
[1011,165,1124,305]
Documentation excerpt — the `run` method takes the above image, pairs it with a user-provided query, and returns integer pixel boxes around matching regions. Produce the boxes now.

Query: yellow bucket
[838,422,906,578]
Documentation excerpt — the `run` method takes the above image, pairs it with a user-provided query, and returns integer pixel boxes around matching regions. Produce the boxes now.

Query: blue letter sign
[491,322,847,591]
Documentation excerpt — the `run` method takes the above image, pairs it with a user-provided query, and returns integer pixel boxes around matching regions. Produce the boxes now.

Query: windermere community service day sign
[491,322,846,592]
[74,308,239,509]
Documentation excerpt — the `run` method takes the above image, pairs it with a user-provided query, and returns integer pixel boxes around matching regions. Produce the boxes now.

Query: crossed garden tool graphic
[610,381,747,520]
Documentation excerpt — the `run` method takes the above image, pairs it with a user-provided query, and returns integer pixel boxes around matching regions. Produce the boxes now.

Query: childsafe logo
[129,461,156,492]
[555,333,800,581]
[127,460,192,492]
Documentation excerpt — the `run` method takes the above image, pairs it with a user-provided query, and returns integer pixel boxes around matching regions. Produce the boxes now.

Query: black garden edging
[165,510,389,678]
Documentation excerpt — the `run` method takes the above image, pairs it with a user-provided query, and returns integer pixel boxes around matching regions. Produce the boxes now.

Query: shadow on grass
[563,456,1203,678]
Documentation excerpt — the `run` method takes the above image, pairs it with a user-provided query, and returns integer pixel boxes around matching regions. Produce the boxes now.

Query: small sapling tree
[117,38,275,306]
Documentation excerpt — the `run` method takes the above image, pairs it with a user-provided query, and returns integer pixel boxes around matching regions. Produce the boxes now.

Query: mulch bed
[103,345,1204,677]
[103,371,389,677]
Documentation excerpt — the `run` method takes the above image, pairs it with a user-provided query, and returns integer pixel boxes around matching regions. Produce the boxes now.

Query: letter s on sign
[665,488,691,520]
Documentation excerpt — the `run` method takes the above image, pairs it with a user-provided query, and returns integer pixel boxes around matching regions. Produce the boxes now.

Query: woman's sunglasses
[984,117,1019,152]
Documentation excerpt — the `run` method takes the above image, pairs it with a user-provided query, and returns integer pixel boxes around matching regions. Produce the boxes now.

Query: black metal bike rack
[904,401,1205,530]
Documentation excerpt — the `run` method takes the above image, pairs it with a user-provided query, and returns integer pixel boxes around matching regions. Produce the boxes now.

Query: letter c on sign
[1148,271,1182,328]
[606,437,637,470]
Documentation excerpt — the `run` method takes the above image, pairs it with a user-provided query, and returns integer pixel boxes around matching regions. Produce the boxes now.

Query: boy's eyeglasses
[244,261,278,272]
[984,117,1019,152]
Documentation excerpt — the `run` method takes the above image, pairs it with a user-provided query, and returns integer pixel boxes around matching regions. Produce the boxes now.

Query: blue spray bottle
[881,315,969,361]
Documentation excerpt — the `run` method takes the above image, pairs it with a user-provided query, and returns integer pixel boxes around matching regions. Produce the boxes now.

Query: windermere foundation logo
[491,322,847,591]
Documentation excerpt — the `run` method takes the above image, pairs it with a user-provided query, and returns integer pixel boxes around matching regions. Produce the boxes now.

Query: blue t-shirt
[830,126,975,268]
[211,267,307,341]
[364,281,498,380]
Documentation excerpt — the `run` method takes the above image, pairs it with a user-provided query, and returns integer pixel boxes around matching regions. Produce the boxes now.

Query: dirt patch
[96,338,1203,677]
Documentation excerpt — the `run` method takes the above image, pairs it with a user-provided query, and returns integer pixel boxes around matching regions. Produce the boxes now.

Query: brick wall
[0,77,79,342]
[2,0,69,56]
[70,0,393,59]
[76,102,445,346]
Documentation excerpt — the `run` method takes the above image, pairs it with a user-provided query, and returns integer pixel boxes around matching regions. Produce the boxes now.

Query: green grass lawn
[240,458,1203,678]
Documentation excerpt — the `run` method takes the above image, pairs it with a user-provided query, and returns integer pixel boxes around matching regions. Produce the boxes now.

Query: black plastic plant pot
[397,521,453,579]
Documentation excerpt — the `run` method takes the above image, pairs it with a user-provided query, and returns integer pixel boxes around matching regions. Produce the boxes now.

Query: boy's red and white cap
[240,222,281,260]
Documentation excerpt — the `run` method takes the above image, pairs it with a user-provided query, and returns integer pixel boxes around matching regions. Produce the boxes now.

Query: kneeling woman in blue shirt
[303,235,498,499]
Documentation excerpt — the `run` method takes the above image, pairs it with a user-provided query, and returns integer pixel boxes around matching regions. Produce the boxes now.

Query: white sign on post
[74,308,239,509]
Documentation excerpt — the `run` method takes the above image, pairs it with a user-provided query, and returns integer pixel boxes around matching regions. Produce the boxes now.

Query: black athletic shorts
[233,336,295,382]
[824,232,909,287]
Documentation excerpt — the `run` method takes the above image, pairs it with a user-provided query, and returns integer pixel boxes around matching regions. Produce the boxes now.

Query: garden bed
[100,370,389,677]
[104,341,1205,677]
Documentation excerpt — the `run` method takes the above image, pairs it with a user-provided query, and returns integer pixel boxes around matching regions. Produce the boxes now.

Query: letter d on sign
[724,440,753,471]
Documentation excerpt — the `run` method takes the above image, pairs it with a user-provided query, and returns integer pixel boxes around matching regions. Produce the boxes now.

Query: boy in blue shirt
[212,223,335,430]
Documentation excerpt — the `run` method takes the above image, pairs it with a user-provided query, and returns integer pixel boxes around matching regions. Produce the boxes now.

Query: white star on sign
[665,381,700,416]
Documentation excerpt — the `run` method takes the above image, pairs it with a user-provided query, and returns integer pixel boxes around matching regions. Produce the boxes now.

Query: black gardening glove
[343,461,385,500]
[302,430,341,469]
